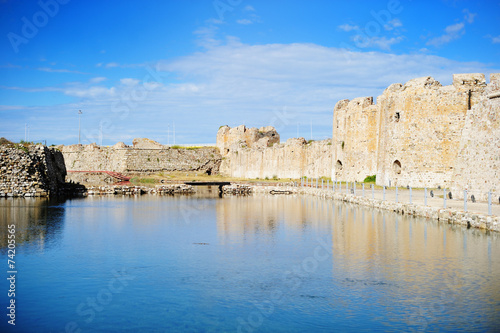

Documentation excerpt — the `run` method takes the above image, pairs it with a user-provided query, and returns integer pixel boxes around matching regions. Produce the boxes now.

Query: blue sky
[0,0,499,145]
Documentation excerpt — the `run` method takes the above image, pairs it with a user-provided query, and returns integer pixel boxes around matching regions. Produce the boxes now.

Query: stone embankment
[0,145,83,197]
[85,184,195,196]
[244,185,500,232]
[222,184,252,195]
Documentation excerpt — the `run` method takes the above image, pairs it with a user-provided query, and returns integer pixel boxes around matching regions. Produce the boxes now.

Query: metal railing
[298,178,498,216]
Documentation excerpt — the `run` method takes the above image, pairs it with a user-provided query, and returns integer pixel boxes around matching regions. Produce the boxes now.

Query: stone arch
[393,160,402,175]
[335,160,343,178]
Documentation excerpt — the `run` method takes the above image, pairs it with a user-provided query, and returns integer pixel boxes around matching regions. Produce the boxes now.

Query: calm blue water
[1,190,499,332]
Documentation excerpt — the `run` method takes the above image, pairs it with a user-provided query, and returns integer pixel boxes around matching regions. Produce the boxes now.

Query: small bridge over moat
[184,181,231,192]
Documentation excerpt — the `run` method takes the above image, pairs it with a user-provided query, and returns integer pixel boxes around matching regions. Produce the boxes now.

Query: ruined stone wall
[451,74,500,201]
[331,73,496,192]
[375,74,485,188]
[0,145,67,197]
[219,136,332,179]
[217,125,280,156]
[61,142,222,175]
[332,97,379,182]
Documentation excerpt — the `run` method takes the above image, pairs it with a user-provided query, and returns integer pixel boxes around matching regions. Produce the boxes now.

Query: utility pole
[173,122,176,145]
[78,110,82,144]
[167,124,170,145]
[99,123,103,146]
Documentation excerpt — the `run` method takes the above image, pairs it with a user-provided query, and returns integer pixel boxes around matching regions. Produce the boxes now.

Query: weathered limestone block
[132,138,164,149]
[216,125,279,156]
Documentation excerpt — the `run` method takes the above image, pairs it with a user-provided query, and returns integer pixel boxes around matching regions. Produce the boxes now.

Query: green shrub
[363,175,376,183]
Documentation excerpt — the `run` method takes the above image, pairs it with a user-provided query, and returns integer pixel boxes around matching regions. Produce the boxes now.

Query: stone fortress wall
[217,125,332,179]
[0,145,67,197]
[217,73,498,202]
[333,73,499,201]
[60,138,222,175]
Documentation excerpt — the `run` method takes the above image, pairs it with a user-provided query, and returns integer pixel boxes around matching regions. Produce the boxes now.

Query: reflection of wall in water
[330,204,500,312]
[0,198,66,251]
[216,195,337,244]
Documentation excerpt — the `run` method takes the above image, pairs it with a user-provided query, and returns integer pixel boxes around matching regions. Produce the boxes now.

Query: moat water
[1,188,499,332]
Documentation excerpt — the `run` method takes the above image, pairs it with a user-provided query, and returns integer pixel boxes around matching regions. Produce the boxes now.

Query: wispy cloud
[427,22,465,47]
[463,9,476,24]
[384,18,402,31]
[427,10,476,47]
[489,35,500,44]
[37,67,88,74]
[0,85,62,93]
[90,77,107,83]
[243,5,255,12]
[0,63,22,69]
[105,62,120,68]
[194,24,221,49]
[352,35,404,51]
[237,19,253,25]
[338,24,359,32]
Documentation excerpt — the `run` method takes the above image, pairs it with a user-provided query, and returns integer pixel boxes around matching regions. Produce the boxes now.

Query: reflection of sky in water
[0,193,498,332]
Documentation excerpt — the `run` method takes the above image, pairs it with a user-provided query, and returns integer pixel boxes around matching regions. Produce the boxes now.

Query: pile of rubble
[85,184,195,196]
[222,184,252,195]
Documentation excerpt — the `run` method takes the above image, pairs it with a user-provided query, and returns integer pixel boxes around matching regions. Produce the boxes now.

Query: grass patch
[131,177,157,184]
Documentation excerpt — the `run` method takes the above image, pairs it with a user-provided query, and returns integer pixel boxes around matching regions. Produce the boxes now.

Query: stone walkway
[302,184,500,217]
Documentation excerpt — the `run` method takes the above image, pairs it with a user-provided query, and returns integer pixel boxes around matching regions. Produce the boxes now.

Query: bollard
[362,183,365,197]
[327,179,329,190]
[372,184,374,199]
[396,186,398,203]
[321,179,324,189]
[353,181,356,196]
[316,178,318,188]
[425,187,428,206]
[409,187,412,204]
[488,191,492,216]
[464,190,467,212]
[443,188,447,209]
[383,186,386,201]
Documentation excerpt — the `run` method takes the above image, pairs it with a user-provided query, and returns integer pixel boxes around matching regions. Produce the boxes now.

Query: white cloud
[63,86,116,98]
[427,22,465,47]
[243,5,255,12]
[384,18,402,30]
[490,35,500,44]
[237,19,253,25]
[463,9,476,24]
[338,24,359,32]
[90,77,107,83]
[37,67,87,74]
[194,25,221,49]
[105,62,120,68]
[4,41,495,144]
[352,35,404,51]
[120,78,140,86]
